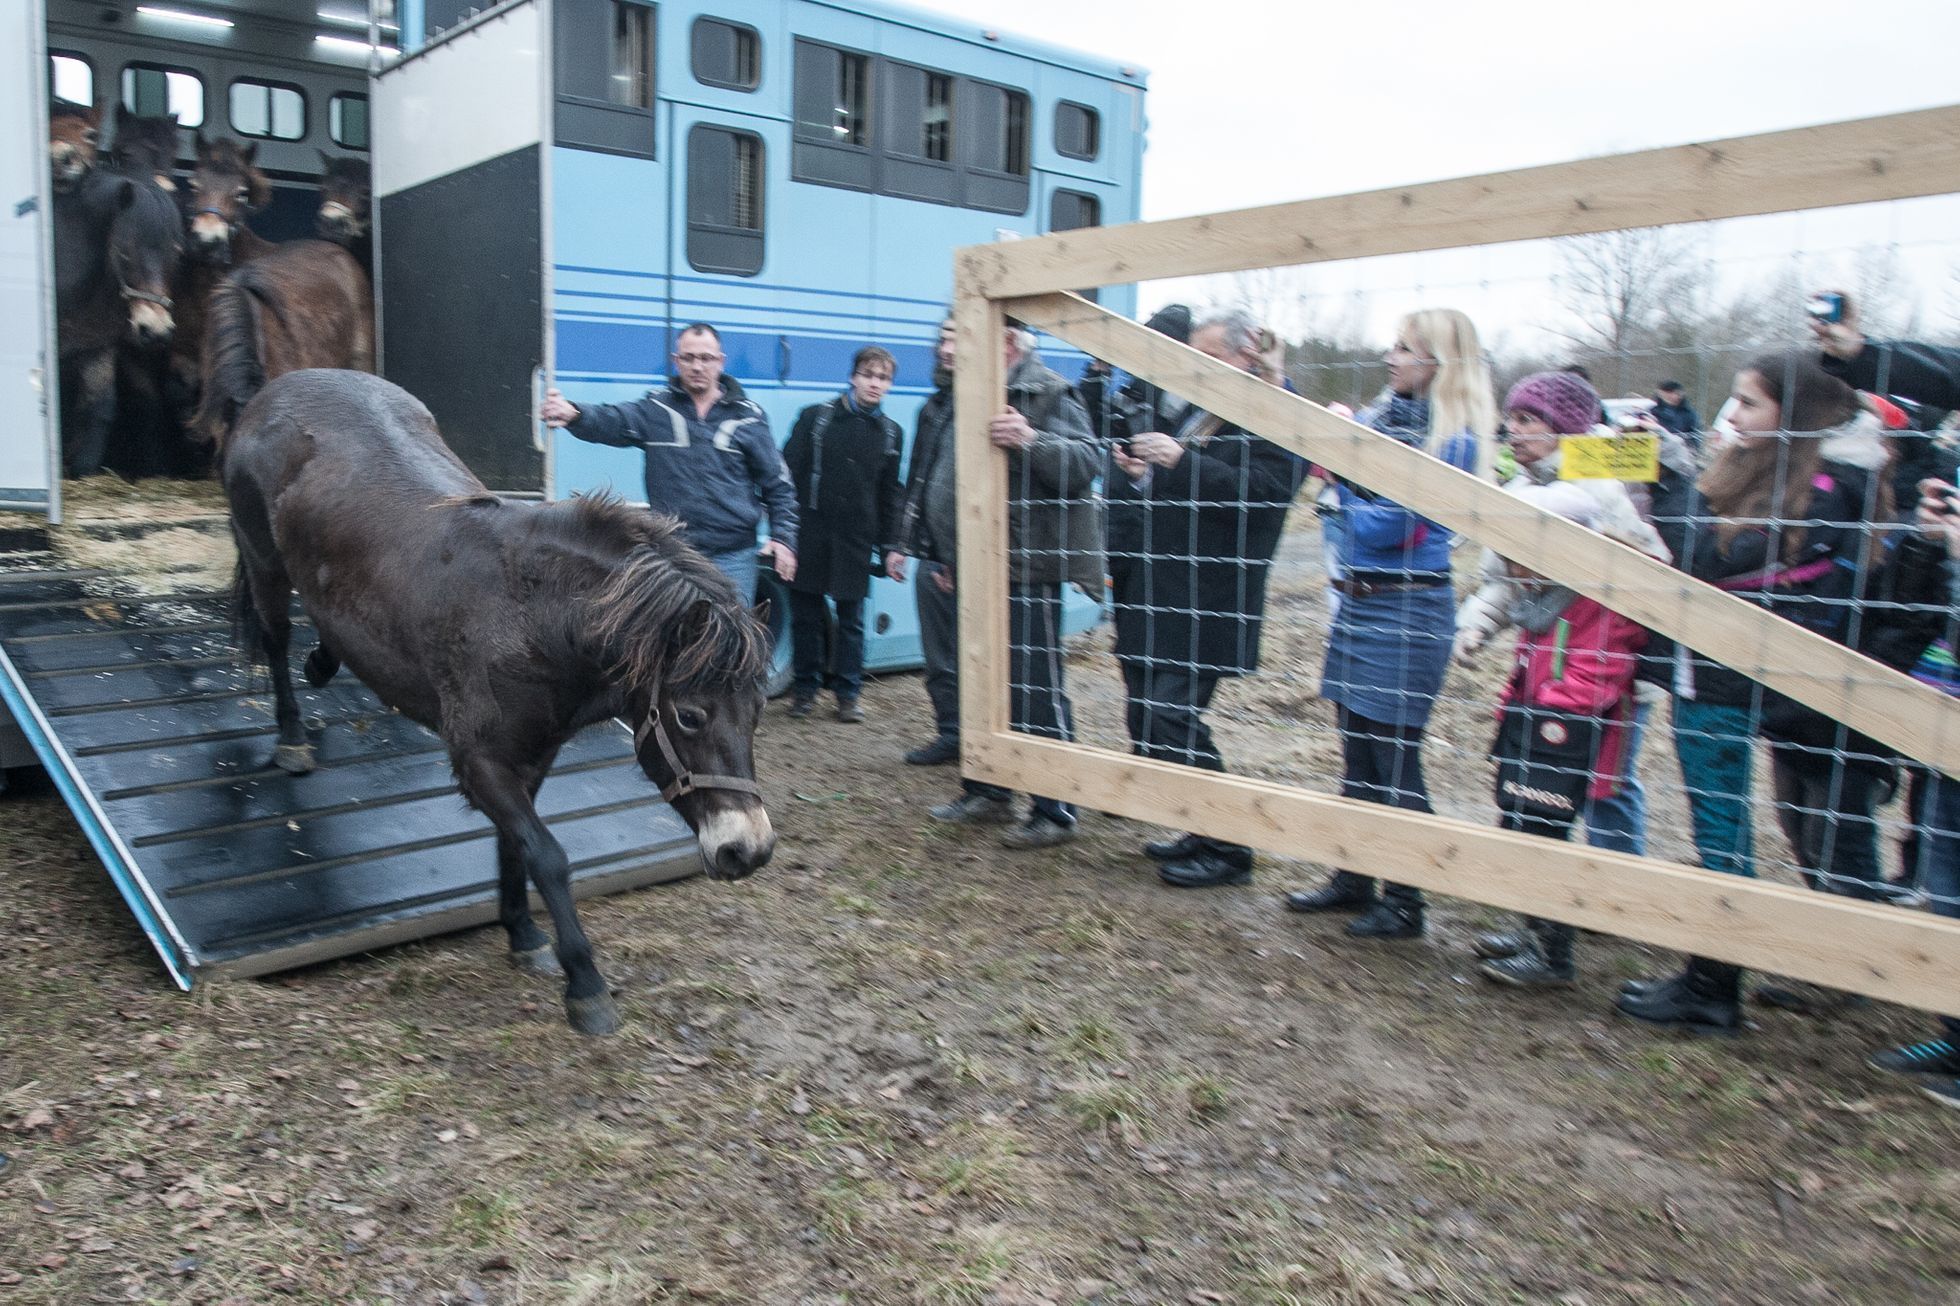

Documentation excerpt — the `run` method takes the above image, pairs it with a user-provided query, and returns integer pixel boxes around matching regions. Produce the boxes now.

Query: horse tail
[194,270,276,451]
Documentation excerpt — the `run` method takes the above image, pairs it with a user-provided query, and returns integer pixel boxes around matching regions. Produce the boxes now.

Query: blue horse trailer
[375,0,1146,686]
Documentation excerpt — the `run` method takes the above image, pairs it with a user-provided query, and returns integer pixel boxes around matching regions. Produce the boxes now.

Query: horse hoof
[508,945,562,977]
[273,743,316,775]
[565,992,621,1036]
[302,648,339,687]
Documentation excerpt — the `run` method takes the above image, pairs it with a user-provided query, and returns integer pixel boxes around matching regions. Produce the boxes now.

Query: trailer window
[329,93,369,150]
[1049,188,1100,232]
[50,52,93,107]
[121,64,204,129]
[1054,101,1099,162]
[230,80,307,142]
[692,18,759,91]
[609,0,655,108]
[555,0,656,159]
[792,39,873,191]
[687,125,764,276]
[958,79,1030,214]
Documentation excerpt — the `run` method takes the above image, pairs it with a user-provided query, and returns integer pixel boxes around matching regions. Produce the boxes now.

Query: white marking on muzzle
[695,803,774,873]
[190,215,229,246]
[129,301,174,341]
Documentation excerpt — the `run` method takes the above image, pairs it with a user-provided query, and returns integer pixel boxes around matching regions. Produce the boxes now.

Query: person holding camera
[1810,289,1960,411]
[1107,309,1307,888]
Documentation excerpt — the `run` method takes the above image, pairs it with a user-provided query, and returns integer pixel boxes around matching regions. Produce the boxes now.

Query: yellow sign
[1560,434,1660,482]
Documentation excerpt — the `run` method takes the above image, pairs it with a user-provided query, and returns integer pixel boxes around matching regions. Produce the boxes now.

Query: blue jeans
[705,545,759,607]
[790,590,866,698]
[1913,771,1960,1036]
[1581,697,1651,855]
[1669,698,1756,879]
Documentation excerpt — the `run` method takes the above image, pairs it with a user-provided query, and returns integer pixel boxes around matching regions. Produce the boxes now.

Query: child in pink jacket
[1480,482,1649,988]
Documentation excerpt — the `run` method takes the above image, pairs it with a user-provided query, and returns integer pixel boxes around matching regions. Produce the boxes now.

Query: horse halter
[633,703,761,805]
[119,280,173,311]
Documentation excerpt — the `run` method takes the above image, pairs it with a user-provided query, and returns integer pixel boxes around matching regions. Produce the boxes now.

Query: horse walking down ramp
[220,369,776,1034]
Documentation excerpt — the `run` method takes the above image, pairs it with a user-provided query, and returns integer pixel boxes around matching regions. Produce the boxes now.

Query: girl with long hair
[1287,308,1496,938]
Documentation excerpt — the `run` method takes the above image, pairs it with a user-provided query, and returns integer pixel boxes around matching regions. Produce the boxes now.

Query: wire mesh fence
[950,107,1960,1012]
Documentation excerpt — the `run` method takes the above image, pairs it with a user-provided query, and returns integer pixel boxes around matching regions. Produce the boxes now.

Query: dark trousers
[1771,750,1888,901]
[1337,704,1431,905]
[1133,666,1245,856]
[963,583,1076,825]
[915,563,960,740]
[789,590,866,698]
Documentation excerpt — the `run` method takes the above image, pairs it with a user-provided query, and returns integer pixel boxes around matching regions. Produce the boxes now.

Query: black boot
[1479,919,1575,987]
[1617,956,1742,1034]
[1347,885,1423,940]
[1143,831,1205,862]
[1621,960,1692,999]
[1472,929,1529,961]
[1285,870,1378,914]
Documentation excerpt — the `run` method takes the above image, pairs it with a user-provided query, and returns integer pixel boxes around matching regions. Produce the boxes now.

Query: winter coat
[1105,406,1309,676]
[1651,398,1700,437]
[781,394,902,601]
[1496,594,1648,801]
[1453,447,1672,659]
[1821,337,1960,412]
[1335,395,1480,577]
[565,375,798,557]
[895,351,1104,590]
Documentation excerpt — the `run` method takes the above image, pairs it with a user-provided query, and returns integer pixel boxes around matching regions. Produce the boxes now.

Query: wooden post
[953,256,1011,745]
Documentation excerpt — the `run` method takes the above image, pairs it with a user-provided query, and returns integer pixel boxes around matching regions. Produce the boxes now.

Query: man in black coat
[1650,380,1700,446]
[781,347,905,723]
[1107,309,1308,888]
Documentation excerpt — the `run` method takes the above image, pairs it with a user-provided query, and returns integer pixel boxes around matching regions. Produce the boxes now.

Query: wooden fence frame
[952,105,1960,1014]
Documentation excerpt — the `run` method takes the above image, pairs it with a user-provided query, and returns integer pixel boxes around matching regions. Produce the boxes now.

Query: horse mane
[574,492,770,695]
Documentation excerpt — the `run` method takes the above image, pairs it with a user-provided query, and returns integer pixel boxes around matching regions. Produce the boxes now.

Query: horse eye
[675,707,707,734]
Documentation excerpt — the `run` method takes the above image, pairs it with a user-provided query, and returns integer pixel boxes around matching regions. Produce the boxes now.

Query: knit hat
[1510,480,1600,532]
[1504,371,1601,436]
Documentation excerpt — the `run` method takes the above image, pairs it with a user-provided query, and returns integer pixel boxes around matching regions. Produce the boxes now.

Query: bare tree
[1552,227,1711,394]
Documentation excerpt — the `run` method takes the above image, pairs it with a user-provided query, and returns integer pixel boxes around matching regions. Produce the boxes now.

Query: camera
[1806,292,1846,324]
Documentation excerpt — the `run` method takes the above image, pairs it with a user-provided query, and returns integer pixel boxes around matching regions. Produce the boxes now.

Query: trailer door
[1,0,57,518]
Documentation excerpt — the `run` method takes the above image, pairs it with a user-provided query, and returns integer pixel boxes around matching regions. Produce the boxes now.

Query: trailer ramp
[0,566,697,987]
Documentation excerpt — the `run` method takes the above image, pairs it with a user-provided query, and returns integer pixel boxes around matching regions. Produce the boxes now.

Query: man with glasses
[780,347,906,723]
[542,322,798,601]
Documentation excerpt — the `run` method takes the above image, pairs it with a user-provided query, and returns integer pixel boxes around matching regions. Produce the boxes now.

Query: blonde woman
[1287,308,1496,938]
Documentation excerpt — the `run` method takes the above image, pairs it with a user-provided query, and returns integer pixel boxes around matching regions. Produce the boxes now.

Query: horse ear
[241,140,258,166]
[87,98,103,127]
[319,148,333,171]
[193,129,209,159]
[116,178,136,210]
[751,597,772,628]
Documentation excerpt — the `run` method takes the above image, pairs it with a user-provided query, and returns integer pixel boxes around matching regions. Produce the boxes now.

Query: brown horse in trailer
[194,240,374,442]
[219,370,776,1034]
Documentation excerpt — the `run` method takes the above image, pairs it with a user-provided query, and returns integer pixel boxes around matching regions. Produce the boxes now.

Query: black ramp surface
[0,568,700,983]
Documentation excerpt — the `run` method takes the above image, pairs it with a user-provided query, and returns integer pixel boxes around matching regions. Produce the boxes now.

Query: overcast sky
[910,0,1960,353]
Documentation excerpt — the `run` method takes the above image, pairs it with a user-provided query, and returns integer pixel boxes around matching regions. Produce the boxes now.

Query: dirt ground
[3,498,1959,1305]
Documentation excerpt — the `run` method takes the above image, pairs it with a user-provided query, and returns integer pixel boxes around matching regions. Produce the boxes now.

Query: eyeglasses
[674,353,723,365]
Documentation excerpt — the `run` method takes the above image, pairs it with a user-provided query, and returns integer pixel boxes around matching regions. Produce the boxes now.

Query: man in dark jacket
[1812,290,1960,411]
[1650,381,1700,444]
[894,316,1103,849]
[781,346,904,723]
[1108,308,1308,888]
[541,322,799,602]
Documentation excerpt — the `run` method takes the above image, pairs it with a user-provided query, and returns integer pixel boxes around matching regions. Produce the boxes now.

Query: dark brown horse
[171,135,276,413]
[314,153,371,272]
[53,173,184,476]
[194,240,374,441]
[109,105,182,191]
[221,369,776,1034]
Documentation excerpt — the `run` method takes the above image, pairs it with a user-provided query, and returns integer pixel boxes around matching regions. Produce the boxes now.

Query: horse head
[588,530,776,881]
[49,100,101,193]
[111,105,181,191]
[107,177,185,347]
[315,152,372,243]
[187,133,268,263]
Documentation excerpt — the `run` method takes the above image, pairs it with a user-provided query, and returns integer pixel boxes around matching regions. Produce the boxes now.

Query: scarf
[1370,393,1431,443]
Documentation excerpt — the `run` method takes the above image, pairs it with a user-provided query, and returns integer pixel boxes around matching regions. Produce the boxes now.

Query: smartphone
[1806,292,1846,324]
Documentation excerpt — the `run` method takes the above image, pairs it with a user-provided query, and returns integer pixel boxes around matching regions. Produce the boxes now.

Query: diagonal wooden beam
[960,104,1960,298]
[1007,290,1960,777]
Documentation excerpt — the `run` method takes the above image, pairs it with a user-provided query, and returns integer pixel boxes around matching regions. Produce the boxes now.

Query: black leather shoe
[1158,846,1253,889]
[1143,831,1204,862]
[904,735,960,766]
[787,694,816,720]
[1616,958,1742,1035]
[1621,962,1691,999]
[1472,930,1528,960]
[1346,901,1423,940]
[1284,871,1378,914]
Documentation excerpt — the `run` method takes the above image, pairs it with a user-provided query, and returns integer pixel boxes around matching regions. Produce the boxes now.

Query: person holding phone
[1810,289,1960,411]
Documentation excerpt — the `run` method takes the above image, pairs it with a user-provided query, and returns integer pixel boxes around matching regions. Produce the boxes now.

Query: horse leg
[64,350,116,478]
[302,639,341,687]
[229,480,314,775]
[461,756,616,1034]
[500,760,560,976]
